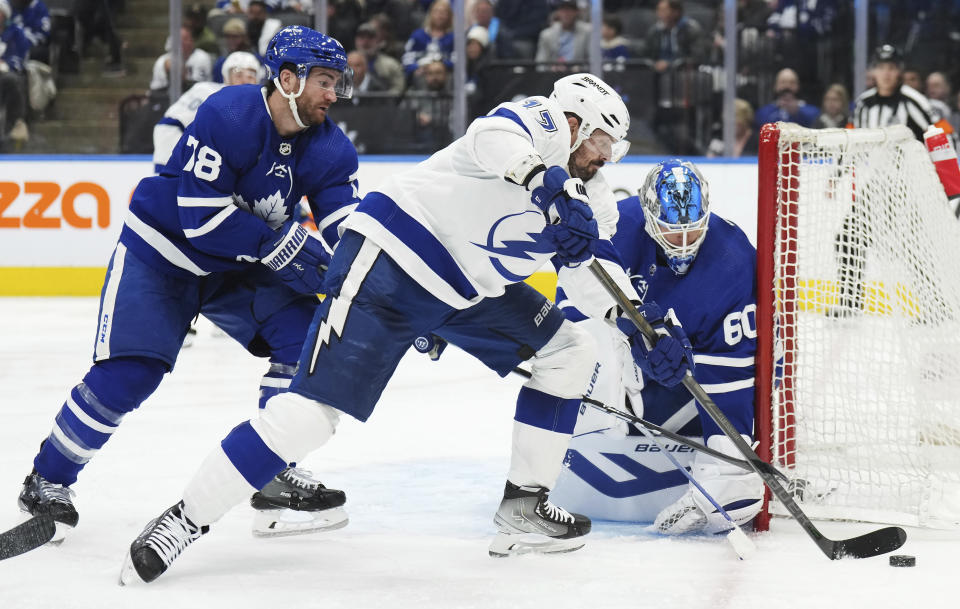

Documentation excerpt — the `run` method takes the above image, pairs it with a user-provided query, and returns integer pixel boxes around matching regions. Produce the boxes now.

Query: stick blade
[0,516,57,561]
[821,526,907,560]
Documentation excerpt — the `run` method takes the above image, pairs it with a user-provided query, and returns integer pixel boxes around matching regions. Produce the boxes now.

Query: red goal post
[754,122,960,531]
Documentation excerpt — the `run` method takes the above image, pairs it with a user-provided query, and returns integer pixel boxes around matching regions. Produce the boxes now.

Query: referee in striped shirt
[833,44,951,318]
[852,44,945,141]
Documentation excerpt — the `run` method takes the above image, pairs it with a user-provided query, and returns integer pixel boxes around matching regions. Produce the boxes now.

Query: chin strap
[274,75,308,130]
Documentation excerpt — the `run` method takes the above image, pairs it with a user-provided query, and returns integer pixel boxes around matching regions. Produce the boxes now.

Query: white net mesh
[763,123,960,528]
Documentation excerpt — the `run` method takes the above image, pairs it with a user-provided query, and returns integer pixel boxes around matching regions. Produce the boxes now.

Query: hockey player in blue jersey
[16,26,359,545]
[550,159,764,535]
[121,73,695,583]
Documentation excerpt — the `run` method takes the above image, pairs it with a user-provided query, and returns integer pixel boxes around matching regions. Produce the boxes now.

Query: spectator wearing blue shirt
[754,67,820,129]
[495,0,550,59]
[0,0,30,144]
[601,13,629,61]
[535,0,591,64]
[9,0,49,50]
[402,0,454,77]
[469,0,500,56]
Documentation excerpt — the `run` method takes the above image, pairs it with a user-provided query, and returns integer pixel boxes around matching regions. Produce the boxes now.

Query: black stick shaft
[588,259,905,560]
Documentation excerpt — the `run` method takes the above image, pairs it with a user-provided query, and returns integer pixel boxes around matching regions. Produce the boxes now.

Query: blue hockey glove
[413,334,447,361]
[531,166,599,266]
[259,223,331,295]
[616,302,694,388]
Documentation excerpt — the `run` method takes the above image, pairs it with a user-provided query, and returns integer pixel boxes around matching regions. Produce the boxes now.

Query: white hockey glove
[259,223,331,295]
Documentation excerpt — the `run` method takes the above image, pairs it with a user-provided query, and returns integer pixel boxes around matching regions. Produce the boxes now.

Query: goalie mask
[641,159,710,276]
[263,26,354,128]
[550,73,630,162]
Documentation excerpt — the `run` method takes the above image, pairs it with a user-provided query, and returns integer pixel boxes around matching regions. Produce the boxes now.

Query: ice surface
[0,298,956,609]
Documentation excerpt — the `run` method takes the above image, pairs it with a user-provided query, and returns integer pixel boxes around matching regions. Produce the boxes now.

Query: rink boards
[0,156,758,296]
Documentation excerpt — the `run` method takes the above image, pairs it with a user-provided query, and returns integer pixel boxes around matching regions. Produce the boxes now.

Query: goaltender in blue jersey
[551,159,764,535]
[15,26,360,547]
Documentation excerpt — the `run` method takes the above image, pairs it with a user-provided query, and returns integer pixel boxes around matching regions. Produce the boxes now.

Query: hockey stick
[630,420,756,559]
[588,260,907,560]
[511,366,791,483]
[0,515,56,561]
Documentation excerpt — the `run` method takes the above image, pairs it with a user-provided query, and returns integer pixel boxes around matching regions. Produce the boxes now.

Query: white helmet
[550,73,630,161]
[222,51,265,84]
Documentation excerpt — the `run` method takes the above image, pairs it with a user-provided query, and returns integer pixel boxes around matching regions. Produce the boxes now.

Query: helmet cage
[641,159,710,275]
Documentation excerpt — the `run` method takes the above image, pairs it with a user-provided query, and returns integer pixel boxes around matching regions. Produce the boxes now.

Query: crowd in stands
[0,0,126,150]
[8,0,960,156]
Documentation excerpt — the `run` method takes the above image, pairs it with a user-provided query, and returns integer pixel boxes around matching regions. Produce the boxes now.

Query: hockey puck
[889,555,916,567]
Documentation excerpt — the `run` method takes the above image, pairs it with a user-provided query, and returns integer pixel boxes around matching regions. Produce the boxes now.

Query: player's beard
[295,96,328,126]
[567,148,603,182]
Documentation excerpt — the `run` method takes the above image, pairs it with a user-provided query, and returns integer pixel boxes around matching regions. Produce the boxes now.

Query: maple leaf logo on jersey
[234,191,289,229]
[630,272,649,302]
[472,210,555,282]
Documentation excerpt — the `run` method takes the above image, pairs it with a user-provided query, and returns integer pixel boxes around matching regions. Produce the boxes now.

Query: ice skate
[489,481,590,557]
[249,467,348,537]
[18,469,79,544]
[119,501,208,585]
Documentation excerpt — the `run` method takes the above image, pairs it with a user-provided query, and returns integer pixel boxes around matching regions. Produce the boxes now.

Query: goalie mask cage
[754,122,960,531]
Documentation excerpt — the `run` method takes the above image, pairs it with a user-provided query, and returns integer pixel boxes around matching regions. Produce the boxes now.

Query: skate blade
[118,550,142,586]
[251,507,349,538]
[48,522,74,546]
[488,532,585,558]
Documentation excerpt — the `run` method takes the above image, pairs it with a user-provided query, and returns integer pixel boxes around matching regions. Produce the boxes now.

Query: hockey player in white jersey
[122,73,694,583]
[550,159,764,535]
[14,27,358,552]
[153,51,264,173]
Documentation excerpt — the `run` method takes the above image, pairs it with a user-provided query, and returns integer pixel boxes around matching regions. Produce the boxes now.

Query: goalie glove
[413,334,447,361]
[531,166,599,266]
[259,223,331,295]
[616,302,694,388]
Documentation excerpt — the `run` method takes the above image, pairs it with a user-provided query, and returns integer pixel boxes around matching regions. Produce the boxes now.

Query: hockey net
[754,122,960,530]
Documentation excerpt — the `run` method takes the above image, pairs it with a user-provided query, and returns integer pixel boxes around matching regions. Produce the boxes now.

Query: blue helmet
[641,159,710,275]
[263,26,353,98]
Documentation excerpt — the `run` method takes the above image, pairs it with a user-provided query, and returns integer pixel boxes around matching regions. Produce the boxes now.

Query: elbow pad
[503,152,547,190]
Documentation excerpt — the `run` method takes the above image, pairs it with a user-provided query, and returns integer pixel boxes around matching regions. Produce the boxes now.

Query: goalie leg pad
[654,434,764,535]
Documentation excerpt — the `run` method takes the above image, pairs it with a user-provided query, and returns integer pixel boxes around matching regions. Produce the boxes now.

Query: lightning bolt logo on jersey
[472,211,556,282]
[340,94,580,310]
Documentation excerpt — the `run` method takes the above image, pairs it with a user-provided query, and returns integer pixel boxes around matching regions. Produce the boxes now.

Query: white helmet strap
[274,73,308,130]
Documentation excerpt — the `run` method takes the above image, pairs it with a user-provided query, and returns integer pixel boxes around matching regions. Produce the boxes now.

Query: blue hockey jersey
[120,84,360,278]
[557,196,758,438]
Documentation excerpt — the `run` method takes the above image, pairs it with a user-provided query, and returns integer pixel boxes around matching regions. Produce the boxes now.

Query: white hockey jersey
[341,96,630,309]
[152,81,225,172]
